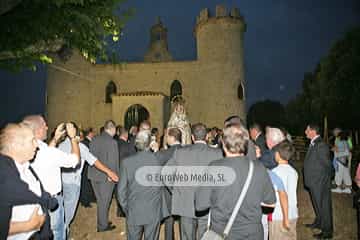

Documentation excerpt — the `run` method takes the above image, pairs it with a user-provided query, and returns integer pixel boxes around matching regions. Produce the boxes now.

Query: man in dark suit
[117,130,163,240]
[115,125,136,217]
[82,127,95,148]
[224,115,256,160]
[79,127,96,207]
[88,120,119,232]
[155,127,182,240]
[165,123,223,239]
[249,123,268,155]
[304,123,333,239]
[0,123,56,239]
[116,126,136,160]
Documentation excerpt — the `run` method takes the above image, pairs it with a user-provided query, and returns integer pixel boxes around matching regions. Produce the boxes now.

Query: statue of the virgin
[165,95,192,147]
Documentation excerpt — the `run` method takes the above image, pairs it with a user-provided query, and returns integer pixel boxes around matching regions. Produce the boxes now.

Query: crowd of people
[0,104,358,240]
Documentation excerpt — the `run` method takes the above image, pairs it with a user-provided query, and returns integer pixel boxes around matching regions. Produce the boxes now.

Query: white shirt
[310,135,320,146]
[31,140,78,195]
[254,132,261,141]
[271,164,299,220]
[8,162,43,240]
[58,138,97,185]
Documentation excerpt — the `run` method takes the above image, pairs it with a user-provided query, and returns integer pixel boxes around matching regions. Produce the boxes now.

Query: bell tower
[144,17,173,62]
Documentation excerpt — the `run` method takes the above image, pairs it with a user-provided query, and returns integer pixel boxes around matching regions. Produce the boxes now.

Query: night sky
[0,0,359,127]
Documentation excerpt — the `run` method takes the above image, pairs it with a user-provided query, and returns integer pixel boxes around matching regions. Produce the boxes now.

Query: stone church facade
[46,5,247,132]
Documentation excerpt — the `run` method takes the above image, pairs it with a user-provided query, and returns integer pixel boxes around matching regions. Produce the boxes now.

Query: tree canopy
[247,100,287,130]
[0,0,133,71]
[285,27,360,133]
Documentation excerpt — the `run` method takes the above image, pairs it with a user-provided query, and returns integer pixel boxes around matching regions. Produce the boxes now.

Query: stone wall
[46,5,247,133]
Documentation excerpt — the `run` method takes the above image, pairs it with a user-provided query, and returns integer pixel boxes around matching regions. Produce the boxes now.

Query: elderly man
[0,123,57,239]
[88,120,119,232]
[165,123,223,239]
[195,124,276,239]
[223,115,257,160]
[257,127,285,169]
[23,115,80,240]
[117,130,163,240]
[115,125,136,217]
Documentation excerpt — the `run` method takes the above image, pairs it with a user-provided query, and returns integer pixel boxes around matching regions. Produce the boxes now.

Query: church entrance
[124,104,150,130]
[112,91,168,133]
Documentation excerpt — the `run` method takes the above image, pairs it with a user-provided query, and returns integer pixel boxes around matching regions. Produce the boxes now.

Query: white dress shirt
[310,135,320,146]
[8,162,43,240]
[31,140,78,195]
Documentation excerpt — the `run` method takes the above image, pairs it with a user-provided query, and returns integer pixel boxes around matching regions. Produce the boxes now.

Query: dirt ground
[70,160,357,240]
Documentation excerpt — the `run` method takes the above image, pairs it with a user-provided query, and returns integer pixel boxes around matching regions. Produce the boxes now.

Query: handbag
[200,159,254,240]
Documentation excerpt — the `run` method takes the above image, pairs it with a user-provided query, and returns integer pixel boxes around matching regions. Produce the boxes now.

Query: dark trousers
[127,221,160,240]
[179,216,208,240]
[308,178,333,234]
[115,183,126,217]
[91,180,115,230]
[180,217,196,240]
[79,163,96,206]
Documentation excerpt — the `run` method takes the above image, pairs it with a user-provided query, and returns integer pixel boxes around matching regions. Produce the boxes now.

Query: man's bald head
[0,123,38,163]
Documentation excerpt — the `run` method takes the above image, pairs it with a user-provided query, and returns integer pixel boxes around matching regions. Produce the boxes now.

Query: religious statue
[165,95,192,147]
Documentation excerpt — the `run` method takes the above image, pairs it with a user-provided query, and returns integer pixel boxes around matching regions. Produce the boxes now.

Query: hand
[150,141,159,152]
[28,207,45,230]
[107,170,119,182]
[54,123,66,142]
[66,123,77,139]
[255,145,261,158]
[282,219,290,232]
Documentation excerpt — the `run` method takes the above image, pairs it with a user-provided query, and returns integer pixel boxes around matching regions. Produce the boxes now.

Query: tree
[286,27,360,131]
[317,27,360,129]
[0,0,134,71]
[247,100,287,130]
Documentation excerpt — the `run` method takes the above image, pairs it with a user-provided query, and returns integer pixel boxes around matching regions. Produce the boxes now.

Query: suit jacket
[0,154,55,240]
[81,137,91,148]
[155,144,182,218]
[254,133,268,155]
[117,138,136,161]
[117,151,163,225]
[258,149,277,170]
[303,137,332,188]
[88,132,119,182]
[165,142,223,218]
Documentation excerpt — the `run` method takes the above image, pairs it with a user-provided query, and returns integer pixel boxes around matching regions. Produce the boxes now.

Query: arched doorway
[124,104,150,130]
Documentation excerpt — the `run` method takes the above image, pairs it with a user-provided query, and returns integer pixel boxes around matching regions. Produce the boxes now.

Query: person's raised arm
[66,123,80,163]
[48,123,66,147]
